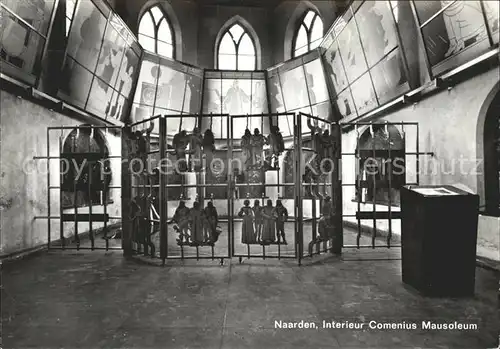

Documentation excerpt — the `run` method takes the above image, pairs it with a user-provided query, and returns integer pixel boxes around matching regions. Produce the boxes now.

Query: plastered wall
[341,67,500,261]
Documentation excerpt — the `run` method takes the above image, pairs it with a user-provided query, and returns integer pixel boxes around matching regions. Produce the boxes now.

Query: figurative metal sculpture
[189,127,203,172]
[203,129,216,170]
[250,128,266,169]
[273,200,288,244]
[172,130,190,172]
[189,201,205,245]
[131,121,154,173]
[239,199,256,244]
[317,195,333,242]
[266,125,285,169]
[253,200,263,243]
[241,128,252,172]
[172,200,190,244]
[203,201,220,243]
[304,117,326,196]
[129,191,155,256]
[260,200,276,244]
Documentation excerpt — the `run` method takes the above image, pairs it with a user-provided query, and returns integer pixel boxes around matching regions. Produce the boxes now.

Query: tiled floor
[2,249,498,349]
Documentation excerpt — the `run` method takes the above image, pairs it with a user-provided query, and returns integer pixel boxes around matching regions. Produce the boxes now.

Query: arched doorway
[355,124,405,206]
[483,91,500,215]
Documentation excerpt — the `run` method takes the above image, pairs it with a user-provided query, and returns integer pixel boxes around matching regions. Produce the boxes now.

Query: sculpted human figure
[250,128,266,168]
[172,200,190,244]
[267,125,285,169]
[241,128,252,172]
[173,130,190,172]
[189,201,205,245]
[203,201,219,243]
[273,200,288,244]
[261,200,276,244]
[189,127,203,172]
[202,129,215,170]
[238,199,256,244]
[253,200,263,242]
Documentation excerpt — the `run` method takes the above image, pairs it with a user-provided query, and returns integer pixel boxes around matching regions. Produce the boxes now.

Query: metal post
[88,160,94,250]
[73,174,78,250]
[332,121,343,255]
[387,122,393,248]
[355,125,362,249]
[159,116,167,263]
[121,126,133,257]
[296,112,303,265]
[47,128,52,249]
[371,124,377,249]
[58,130,64,249]
[103,131,109,250]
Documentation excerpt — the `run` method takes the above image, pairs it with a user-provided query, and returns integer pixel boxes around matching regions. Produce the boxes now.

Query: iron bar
[88,153,95,250]
[47,125,122,130]
[340,152,433,156]
[159,116,167,262]
[72,179,77,250]
[355,125,362,249]
[128,114,161,128]
[48,247,123,250]
[34,155,123,159]
[342,121,420,126]
[343,245,401,249]
[47,128,52,248]
[419,0,457,29]
[103,159,109,251]
[371,123,377,249]
[387,122,393,248]
[231,255,296,259]
[59,132,64,250]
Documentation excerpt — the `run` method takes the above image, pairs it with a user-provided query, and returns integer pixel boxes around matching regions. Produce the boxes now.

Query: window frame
[292,10,323,58]
[216,23,257,71]
[138,5,176,59]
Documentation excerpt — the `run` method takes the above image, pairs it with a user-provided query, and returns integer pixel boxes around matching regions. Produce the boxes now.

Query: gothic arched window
[217,23,256,71]
[293,10,323,57]
[138,5,175,59]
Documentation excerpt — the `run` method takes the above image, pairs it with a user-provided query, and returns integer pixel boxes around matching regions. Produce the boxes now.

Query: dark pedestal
[400,185,479,297]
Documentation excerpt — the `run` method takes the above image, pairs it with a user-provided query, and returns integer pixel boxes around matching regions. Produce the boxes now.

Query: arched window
[293,10,323,58]
[355,125,405,206]
[61,126,112,209]
[138,5,175,59]
[217,23,256,71]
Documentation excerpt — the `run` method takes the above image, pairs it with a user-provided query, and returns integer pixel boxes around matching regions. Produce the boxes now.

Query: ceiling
[193,0,285,8]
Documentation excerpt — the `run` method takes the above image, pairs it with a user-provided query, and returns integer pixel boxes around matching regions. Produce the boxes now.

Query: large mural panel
[0,0,57,84]
[131,52,204,135]
[266,51,331,136]
[415,0,493,76]
[202,71,269,139]
[320,0,410,120]
[58,0,142,123]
